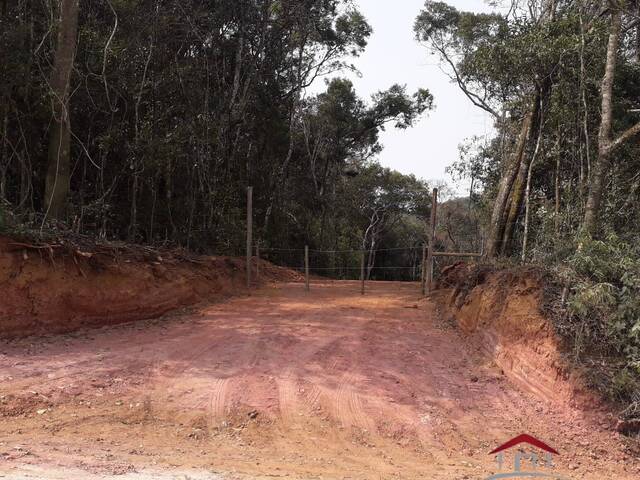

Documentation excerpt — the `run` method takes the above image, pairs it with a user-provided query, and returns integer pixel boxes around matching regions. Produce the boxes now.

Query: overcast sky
[308,0,497,195]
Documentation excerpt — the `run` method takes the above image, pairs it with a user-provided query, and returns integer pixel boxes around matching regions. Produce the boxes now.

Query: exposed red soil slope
[433,263,597,407]
[0,236,298,338]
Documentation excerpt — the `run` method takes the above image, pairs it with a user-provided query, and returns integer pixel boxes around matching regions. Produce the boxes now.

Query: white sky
[308,0,497,195]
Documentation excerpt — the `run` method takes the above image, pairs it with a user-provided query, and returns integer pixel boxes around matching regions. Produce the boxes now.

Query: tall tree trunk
[583,8,640,233]
[488,0,555,257]
[486,101,536,257]
[583,8,620,235]
[521,113,544,263]
[554,146,561,233]
[500,79,553,255]
[44,0,80,220]
[500,93,542,255]
[500,157,528,254]
[579,7,591,196]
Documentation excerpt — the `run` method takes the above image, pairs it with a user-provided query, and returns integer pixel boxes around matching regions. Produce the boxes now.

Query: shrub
[558,234,640,407]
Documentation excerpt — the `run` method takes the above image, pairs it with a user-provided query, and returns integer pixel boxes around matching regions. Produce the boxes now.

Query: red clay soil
[434,263,589,406]
[1,279,639,479]
[0,236,298,338]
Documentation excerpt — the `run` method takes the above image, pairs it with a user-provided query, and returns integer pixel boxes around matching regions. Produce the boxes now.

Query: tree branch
[433,42,500,119]
[608,121,640,154]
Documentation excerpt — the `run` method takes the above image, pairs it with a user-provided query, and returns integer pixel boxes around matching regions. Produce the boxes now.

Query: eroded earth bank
[0,240,638,479]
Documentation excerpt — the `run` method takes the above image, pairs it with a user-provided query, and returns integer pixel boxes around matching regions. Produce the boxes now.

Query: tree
[418,0,640,259]
[1,0,435,272]
[44,0,80,220]
[414,0,545,257]
[584,2,640,235]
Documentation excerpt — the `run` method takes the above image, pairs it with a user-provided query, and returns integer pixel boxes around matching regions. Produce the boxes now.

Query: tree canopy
[1,0,432,260]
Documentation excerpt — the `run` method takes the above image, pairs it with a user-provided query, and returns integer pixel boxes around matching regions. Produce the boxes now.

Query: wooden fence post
[304,245,310,291]
[256,243,260,283]
[246,186,253,290]
[360,250,365,295]
[421,244,427,295]
[426,188,438,295]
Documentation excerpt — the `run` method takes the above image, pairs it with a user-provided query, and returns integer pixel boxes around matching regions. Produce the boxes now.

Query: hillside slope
[0,236,298,338]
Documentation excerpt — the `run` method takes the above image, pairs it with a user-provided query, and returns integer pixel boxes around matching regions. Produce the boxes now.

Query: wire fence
[258,246,426,282]
[240,187,487,294]
[258,233,485,286]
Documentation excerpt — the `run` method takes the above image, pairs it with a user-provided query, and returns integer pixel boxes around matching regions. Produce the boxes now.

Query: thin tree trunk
[584,8,620,235]
[44,0,79,220]
[366,244,376,281]
[0,102,7,202]
[522,114,544,263]
[583,6,640,233]
[486,100,536,257]
[554,148,561,233]
[579,8,591,192]
[501,156,528,254]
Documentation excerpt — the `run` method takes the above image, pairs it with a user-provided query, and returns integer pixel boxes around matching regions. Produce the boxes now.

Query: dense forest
[418,0,640,257]
[0,0,432,258]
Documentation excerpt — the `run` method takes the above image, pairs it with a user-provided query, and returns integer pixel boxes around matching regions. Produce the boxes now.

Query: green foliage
[260,76,432,262]
[415,1,512,114]
[1,0,431,264]
[560,235,640,403]
[417,1,640,415]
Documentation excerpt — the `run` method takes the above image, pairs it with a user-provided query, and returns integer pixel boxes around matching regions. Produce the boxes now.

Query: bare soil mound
[0,236,299,338]
[433,262,595,406]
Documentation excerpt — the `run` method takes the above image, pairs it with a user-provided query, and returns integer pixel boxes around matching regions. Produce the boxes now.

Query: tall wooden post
[246,186,253,290]
[426,188,438,295]
[421,244,427,295]
[256,243,260,283]
[360,250,365,295]
[304,245,310,291]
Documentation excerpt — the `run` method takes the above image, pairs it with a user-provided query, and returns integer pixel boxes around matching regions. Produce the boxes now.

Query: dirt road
[0,281,638,479]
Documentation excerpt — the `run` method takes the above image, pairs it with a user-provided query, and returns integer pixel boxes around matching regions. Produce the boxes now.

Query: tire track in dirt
[3,281,636,480]
[275,335,337,423]
[302,314,378,431]
[161,314,266,419]
[330,371,373,431]
[301,383,322,410]
[276,370,298,422]
[209,378,231,422]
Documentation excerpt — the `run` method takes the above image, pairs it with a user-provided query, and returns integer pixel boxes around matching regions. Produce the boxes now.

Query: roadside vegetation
[556,236,640,415]
[416,0,640,421]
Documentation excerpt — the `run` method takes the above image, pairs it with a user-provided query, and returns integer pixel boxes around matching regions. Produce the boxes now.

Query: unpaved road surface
[0,281,638,479]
